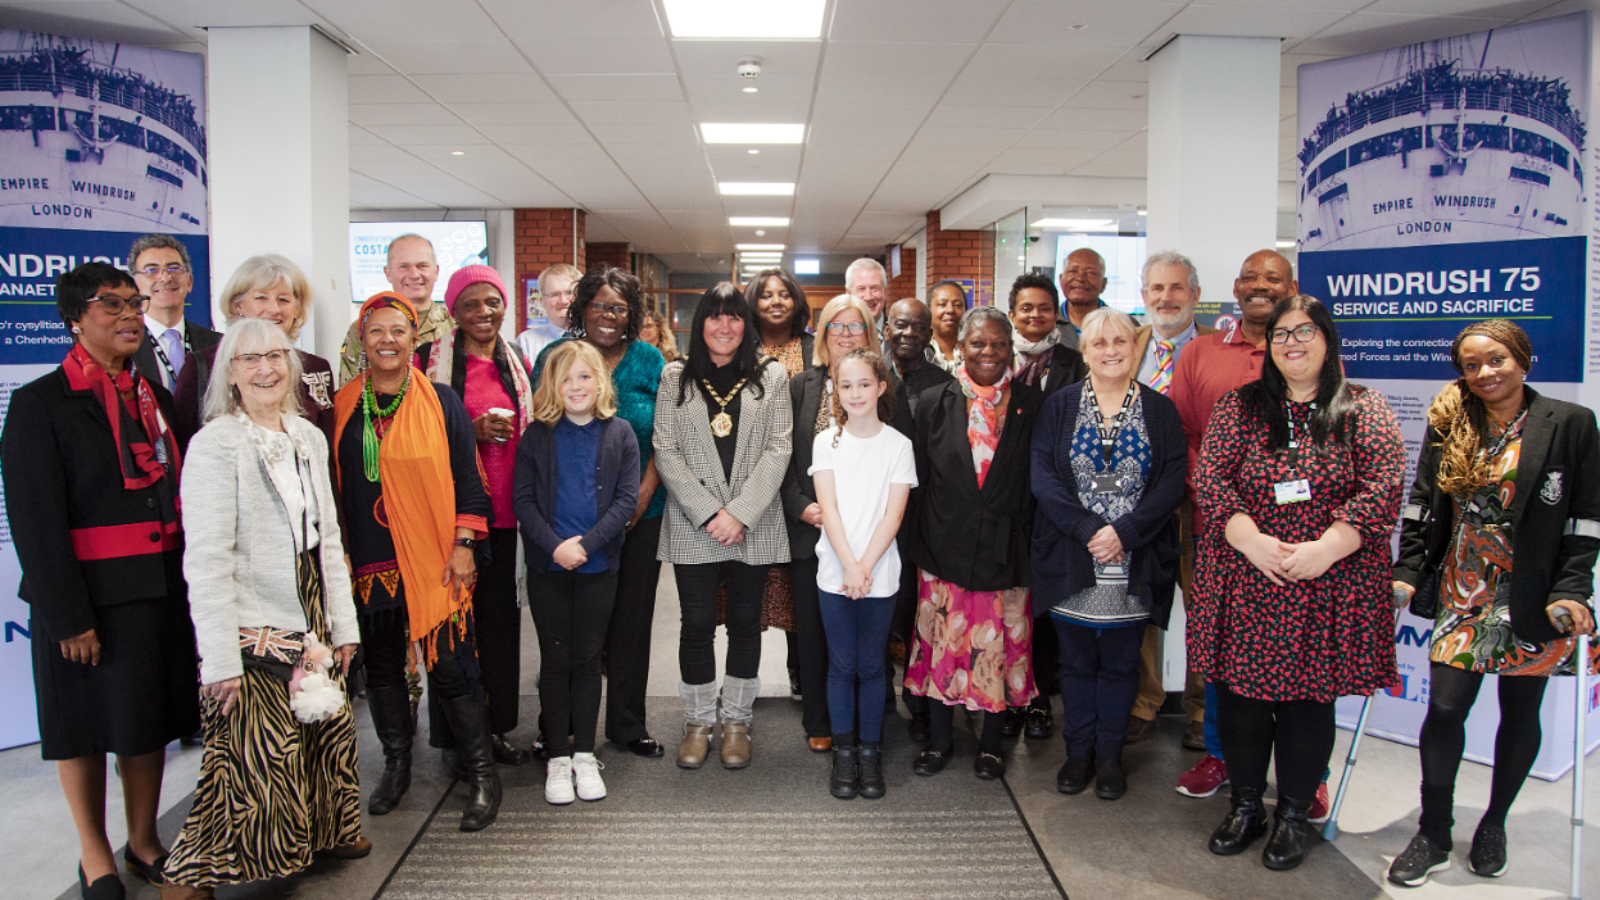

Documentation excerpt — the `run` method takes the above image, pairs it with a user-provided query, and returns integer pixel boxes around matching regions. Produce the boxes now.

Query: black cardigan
[907,379,1042,591]
[1028,381,1186,623]
[0,367,184,641]
[512,415,640,573]
[1395,387,1600,645]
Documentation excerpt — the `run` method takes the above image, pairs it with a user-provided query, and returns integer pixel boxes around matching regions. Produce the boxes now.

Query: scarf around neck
[422,328,537,431]
[65,342,180,492]
[956,363,1011,488]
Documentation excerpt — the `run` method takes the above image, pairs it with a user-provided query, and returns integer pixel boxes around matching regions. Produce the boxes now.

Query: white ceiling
[0,0,1586,272]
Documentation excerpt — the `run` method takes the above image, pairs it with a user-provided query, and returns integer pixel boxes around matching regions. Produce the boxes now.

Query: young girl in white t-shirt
[809,349,917,801]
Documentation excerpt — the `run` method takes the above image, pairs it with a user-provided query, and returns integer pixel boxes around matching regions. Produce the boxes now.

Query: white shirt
[1135,320,1199,386]
[808,424,918,598]
[516,319,571,364]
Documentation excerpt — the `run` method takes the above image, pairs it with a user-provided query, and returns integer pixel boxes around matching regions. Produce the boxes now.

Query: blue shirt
[551,416,607,573]
[1135,321,1199,387]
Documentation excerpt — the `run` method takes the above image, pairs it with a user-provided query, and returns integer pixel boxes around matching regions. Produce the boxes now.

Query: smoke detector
[737,61,762,79]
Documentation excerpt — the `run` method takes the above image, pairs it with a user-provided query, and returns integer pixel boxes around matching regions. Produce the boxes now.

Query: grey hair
[957,305,1012,343]
[219,254,312,338]
[386,233,436,267]
[127,233,191,272]
[1079,306,1139,348]
[844,257,887,291]
[200,318,305,425]
[1141,249,1200,292]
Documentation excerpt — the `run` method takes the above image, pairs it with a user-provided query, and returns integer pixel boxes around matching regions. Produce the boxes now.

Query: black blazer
[1029,382,1186,623]
[908,379,1042,591]
[1037,344,1088,400]
[1395,387,1600,645]
[512,415,640,574]
[131,319,221,393]
[0,367,184,642]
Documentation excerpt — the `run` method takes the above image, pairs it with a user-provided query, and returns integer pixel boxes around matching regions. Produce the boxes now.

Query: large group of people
[4,231,1596,900]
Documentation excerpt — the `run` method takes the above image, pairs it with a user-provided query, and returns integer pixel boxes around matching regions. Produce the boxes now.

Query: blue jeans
[818,590,897,742]
[1204,681,1225,759]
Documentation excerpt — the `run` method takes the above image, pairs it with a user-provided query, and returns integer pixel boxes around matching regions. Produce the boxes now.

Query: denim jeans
[818,590,897,742]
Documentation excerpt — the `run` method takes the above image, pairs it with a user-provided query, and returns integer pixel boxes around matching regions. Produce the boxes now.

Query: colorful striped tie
[1151,339,1175,394]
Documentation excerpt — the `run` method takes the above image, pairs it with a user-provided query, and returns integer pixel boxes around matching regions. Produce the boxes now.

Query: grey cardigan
[181,413,359,685]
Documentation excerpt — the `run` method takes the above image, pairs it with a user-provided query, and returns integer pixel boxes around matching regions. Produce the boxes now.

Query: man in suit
[339,233,454,384]
[1124,250,1217,750]
[128,234,220,395]
[1055,247,1109,351]
[845,257,889,336]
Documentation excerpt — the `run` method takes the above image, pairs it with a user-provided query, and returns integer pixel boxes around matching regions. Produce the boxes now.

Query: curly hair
[830,349,897,448]
[743,268,810,340]
[1429,320,1534,496]
[567,266,644,343]
[1007,271,1058,308]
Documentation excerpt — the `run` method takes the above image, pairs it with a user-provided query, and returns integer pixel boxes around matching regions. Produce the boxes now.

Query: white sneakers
[545,753,607,805]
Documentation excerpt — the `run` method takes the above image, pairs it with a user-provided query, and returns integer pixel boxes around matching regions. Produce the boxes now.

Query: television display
[1054,233,1147,316]
[349,220,488,303]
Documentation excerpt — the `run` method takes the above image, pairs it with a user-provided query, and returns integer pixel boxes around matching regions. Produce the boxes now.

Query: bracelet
[453,537,477,550]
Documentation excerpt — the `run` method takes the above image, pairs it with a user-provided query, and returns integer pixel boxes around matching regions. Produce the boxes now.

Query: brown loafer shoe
[808,736,833,752]
[721,721,752,769]
[677,723,713,769]
[1183,720,1207,751]
[320,836,373,860]
[1126,715,1156,744]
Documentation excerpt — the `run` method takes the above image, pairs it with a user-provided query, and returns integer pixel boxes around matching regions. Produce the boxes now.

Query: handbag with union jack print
[238,626,306,681]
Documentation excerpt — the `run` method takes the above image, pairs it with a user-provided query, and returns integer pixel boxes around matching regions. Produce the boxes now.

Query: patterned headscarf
[358,292,418,334]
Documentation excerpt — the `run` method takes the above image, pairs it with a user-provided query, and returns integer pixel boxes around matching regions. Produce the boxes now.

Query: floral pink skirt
[904,569,1036,713]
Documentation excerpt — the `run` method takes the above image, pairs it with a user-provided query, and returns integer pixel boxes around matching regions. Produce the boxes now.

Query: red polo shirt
[1168,325,1267,532]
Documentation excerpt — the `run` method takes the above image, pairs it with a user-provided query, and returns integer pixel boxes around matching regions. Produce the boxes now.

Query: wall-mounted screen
[349,220,488,303]
[1053,233,1147,316]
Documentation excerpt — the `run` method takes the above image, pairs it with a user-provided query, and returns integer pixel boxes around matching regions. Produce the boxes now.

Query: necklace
[361,371,410,482]
[700,375,749,438]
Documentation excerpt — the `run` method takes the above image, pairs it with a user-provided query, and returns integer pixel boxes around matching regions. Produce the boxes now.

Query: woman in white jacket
[162,318,366,900]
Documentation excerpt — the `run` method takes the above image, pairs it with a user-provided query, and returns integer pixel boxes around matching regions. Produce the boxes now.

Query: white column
[1146,35,1280,305]
[208,27,350,361]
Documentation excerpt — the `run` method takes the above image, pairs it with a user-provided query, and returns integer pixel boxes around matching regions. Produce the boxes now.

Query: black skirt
[30,555,200,759]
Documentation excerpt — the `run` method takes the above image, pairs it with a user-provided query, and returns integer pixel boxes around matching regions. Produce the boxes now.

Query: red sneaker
[1175,754,1229,798]
[1308,779,1331,823]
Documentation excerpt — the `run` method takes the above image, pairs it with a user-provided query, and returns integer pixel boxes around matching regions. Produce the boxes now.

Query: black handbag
[1407,564,1441,620]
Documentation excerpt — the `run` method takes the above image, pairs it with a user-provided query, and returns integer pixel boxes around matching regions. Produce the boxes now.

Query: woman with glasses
[533,268,669,759]
[2,263,199,900]
[1190,296,1405,871]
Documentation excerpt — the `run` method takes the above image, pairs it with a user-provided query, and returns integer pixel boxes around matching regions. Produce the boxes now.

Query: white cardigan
[181,413,359,685]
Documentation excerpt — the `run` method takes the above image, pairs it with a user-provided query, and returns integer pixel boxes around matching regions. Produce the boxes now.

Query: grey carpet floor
[382,698,1063,900]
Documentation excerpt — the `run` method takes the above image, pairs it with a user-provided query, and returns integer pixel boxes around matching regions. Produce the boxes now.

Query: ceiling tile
[812,103,931,127]
[900,142,1001,163]
[546,74,685,102]
[350,143,418,163]
[925,105,1048,129]
[350,171,438,208]
[671,39,822,76]
[692,100,814,123]
[682,73,815,105]
[349,75,433,104]
[964,44,1123,80]
[806,122,920,146]
[0,1,193,44]
[1364,0,1552,15]
[517,37,674,74]
[1096,54,1153,83]
[503,143,607,163]
[814,73,951,106]
[1291,12,1515,55]
[129,0,323,28]
[349,124,390,146]
[1036,106,1148,131]
[486,124,595,144]
[1159,5,1353,40]
[570,99,693,124]
[350,103,464,126]
[941,76,1091,108]
[304,0,504,42]
[987,1,1185,47]
[803,144,903,161]
[365,123,492,145]
[448,102,577,126]
[987,146,1103,170]
[1014,128,1135,150]
[824,41,975,78]
[364,40,533,75]
[827,0,1010,43]
[407,143,515,162]
[410,74,558,103]
[1061,81,1149,110]
[479,0,665,42]
[612,143,711,161]
[588,123,701,144]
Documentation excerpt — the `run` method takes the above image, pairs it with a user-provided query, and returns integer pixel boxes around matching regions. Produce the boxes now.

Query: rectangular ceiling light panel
[701,123,805,144]
[730,217,791,226]
[664,0,826,38]
[719,182,796,196]
[736,243,785,250]
[793,258,821,275]
[1030,218,1115,231]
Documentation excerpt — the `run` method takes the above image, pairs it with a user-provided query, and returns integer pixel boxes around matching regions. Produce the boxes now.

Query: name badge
[1274,479,1312,505]
[1091,472,1122,494]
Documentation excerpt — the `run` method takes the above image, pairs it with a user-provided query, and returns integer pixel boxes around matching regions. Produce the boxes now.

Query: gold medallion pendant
[711,411,734,438]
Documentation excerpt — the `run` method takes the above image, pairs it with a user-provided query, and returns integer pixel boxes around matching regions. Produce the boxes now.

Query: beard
[1149,305,1192,331]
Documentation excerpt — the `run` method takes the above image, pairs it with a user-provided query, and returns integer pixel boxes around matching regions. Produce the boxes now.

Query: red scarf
[63,343,180,491]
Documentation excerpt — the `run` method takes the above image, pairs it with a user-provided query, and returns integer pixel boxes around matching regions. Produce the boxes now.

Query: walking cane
[1554,605,1587,900]
[1323,604,1406,841]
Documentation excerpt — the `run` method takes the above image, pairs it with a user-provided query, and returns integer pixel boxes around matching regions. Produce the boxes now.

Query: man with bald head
[1167,249,1299,802]
[1055,247,1109,351]
[339,233,456,383]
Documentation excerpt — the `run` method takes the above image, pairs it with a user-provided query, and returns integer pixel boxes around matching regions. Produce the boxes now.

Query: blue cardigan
[512,415,641,574]
[1029,380,1186,625]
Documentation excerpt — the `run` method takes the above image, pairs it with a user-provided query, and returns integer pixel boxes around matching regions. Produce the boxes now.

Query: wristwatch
[453,537,477,549]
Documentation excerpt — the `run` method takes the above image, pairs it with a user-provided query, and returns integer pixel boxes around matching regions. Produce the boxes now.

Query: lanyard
[1084,380,1137,464]
[1285,398,1318,468]
[148,326,192,387]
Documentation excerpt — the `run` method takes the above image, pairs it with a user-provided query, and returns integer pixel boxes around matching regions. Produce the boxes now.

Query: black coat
[907,379,1042,591]
[1027,344,1088,400]
[131,319,221,393]
[0,367,184,641]
[1395,387,1600,645]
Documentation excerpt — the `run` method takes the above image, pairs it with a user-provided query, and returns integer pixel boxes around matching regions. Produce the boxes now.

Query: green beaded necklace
[360,371,410,482]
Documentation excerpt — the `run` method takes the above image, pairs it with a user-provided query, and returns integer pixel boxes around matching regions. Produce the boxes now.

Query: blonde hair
[1079,306,1138,348]
[812,294,880,368]
[220,254,310,338]
[532,340,617,426]
[642,308,679,362]
[538,263,583,296]
[201,318,305,425]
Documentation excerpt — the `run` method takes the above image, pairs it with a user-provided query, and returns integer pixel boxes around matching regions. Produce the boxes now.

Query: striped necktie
[1150,339,1175,395]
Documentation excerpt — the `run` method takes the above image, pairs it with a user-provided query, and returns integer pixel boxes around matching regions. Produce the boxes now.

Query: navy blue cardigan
[512,415,640,574]
[1029,380,1186,625]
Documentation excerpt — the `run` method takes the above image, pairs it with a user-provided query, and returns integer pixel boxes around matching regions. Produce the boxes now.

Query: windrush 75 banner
[1297,13,1600,778]
[0,30,209,750]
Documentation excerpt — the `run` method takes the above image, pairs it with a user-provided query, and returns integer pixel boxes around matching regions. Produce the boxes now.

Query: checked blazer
[654,360,793,567]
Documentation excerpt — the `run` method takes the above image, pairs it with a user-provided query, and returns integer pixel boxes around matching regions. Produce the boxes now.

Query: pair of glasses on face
[92,293,148,315]
[136,263,187,277]
[1270,324,1320,345]
[233,350,289,368]
[592,302,629,318]
[826,322,869,336]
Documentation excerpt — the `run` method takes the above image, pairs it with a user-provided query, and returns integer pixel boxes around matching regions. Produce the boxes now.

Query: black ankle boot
[440,694,502,832]
[858,742,885,799]
[1262,799,1315,870]
[1208,786,1268,856]
[366,684,413,816]
[830,742,859,799]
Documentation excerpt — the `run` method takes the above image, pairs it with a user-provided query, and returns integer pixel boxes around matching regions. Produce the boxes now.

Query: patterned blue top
[534,338,667,520]
[1057,383,1153,627]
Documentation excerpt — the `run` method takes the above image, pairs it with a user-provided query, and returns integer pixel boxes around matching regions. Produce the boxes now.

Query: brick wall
[925,210,995,306]
[587,242,632,273]
[886,245,916,300]
[513,208,586,331]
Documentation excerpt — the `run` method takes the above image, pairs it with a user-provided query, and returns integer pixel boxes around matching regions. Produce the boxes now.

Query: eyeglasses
[826,322,868,336]
[136,263,187,277]
[1270,324,1320,345]
[233,350,289,368]
[544,289,576,301]
[92,293,147,315]
[592,302,629,318]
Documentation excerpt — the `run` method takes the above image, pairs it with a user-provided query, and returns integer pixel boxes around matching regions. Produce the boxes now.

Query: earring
[72,326,82,334]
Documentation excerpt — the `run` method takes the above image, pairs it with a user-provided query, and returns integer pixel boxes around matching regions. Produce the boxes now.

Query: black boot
[1262,798,1315,871]
[366,684,413,816]
[858,741,885,799]
[439,694,502,832]
[830,738,859,800]
[1208,786,1268,856]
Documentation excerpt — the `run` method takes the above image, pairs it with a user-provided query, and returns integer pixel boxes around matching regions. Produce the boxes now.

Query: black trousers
[675,560,768,684]
[1029,611,1060,703]
[604,515,663,744]
[361,606,472,747]
[1055,619,1142,760]
[530,567,618,757]
[1214,681,1336,806]
[897,564,928,717]
[427,528,521,747]
[791,555,832,737]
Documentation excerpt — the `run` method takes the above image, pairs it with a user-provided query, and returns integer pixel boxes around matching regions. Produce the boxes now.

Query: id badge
[1091,472,1122,494]
[1274,479,1312,505]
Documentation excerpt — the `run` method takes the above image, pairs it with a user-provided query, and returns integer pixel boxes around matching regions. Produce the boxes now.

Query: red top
[1167,326,1266,533]
[462,354,519,528]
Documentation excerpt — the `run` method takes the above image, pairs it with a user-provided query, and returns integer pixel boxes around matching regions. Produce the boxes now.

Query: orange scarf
[334,368,470,666]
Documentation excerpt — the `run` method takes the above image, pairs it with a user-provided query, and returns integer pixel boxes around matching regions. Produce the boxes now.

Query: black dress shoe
[1057,757,1094,794]
[789,671,802,700]
[530,733,551,761]
[122,847,168,885]
[1209,788,1269,856]
[1000,707,1025,738]
[907,712,931,743]
[1094,758,1127,800]
[492,733,532,766]
[1023,705,1053,740]
[1261,800,1315,870]
[79,864,125,900]
[912,747,951,776]
[830,745,859,800]
[626,737,665,758]
[973,752,1006,780]
[858,743,885,799]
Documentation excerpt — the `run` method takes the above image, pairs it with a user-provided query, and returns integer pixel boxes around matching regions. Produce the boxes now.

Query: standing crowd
[5,232,1596,900]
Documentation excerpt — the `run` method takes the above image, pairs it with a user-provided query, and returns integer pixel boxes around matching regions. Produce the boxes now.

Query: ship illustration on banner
[0,32,207,234]
[1296,29,1584,252]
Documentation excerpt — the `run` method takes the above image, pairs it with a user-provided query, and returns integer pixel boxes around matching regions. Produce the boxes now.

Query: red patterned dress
[1189,387,1406,703]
